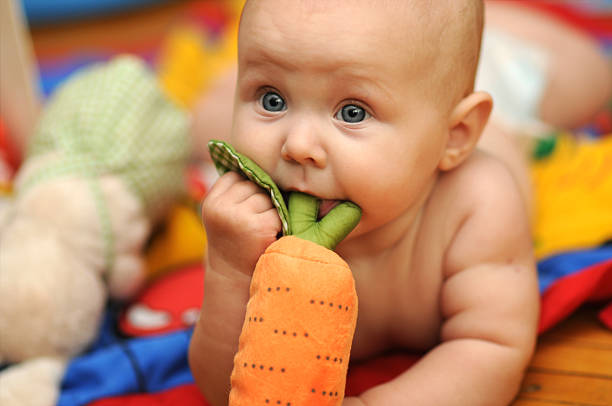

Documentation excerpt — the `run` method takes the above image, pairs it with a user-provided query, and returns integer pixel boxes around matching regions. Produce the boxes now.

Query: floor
[511,304,612,406]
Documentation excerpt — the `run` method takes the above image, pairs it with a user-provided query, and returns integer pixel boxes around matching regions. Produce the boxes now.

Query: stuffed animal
[208,141,361,405]
[0,56,189,406]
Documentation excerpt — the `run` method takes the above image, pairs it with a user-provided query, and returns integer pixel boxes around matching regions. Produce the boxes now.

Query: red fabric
[345,352,421,397]
[538,259,612,334]
[493,0,612,36]
[88,354,422,404]
[0,117,20,172]
[598,302,612,329]
[88,385,210,406]
[119,265,204,337]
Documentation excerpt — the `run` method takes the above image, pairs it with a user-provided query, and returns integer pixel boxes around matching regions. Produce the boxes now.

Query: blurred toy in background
[119,264,204,337]
[531,132,612,259]
[155,0,242,166]
[144,203,207,281]
[156,2,240,110]
[0,56,190,406]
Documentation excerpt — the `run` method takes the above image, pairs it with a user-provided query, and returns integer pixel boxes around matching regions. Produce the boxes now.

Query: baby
[189,0,540,405]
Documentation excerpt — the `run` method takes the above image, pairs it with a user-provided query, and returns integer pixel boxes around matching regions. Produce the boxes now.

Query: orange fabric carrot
[208,141,361,406]
[230,234,358,405]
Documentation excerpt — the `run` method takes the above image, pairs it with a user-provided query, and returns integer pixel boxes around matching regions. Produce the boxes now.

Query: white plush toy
[0,56,189,405]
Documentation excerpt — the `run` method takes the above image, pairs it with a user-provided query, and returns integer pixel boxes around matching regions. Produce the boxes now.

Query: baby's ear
[439,91,492,171]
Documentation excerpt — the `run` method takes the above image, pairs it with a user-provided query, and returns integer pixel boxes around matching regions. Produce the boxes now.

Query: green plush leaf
[289,192,361,250]
[207,140,362,249]
[208,140,291,235]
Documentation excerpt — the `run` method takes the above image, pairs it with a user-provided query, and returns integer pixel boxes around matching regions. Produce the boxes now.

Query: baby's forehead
[240,2,420,72]
[241,0,476,52]
[240,0,482,100]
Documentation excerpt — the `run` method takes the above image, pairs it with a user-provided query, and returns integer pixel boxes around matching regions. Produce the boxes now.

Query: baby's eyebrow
[332,69,395,105]
[240,45,396,109]
[241,45,300,72]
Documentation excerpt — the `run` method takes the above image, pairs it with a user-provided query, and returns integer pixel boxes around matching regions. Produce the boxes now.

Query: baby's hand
[202,171,282,276]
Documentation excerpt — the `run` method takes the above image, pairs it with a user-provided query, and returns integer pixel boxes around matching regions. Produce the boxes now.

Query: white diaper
[476,28,551,135]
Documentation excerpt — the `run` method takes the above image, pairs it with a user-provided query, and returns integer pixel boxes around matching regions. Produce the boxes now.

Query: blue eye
[336,104,369,123]
[260,91,286,112]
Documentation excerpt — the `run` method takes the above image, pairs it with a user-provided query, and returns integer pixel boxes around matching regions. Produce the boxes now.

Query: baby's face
[232,1,452,237]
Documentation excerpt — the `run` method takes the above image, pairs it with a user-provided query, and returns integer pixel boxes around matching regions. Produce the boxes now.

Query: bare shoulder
[434,150,533,277]
[433,152,539,356]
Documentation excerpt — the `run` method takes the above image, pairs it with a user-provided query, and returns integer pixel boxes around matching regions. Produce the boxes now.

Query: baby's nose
[281,123,327,168]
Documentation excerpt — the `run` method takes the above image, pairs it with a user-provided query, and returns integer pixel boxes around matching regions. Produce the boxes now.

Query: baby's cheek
[234,139,276,174]
[345,164,398,204]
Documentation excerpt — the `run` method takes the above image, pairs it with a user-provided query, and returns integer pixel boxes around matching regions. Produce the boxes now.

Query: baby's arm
[347,158,539,406]
[189,172,281,406]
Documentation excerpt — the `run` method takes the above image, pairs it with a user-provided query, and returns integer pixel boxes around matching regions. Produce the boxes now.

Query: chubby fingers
[206,172,258,202]
[205,172,268,208]
[203,171,280,228]
[203,171,282,273]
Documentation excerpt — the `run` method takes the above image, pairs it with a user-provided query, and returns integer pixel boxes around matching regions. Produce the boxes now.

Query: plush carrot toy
[209,140,362,406]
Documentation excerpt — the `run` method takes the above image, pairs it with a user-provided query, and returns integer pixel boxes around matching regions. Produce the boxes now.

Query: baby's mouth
[280,190,340,220]
[318,199,340,220]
